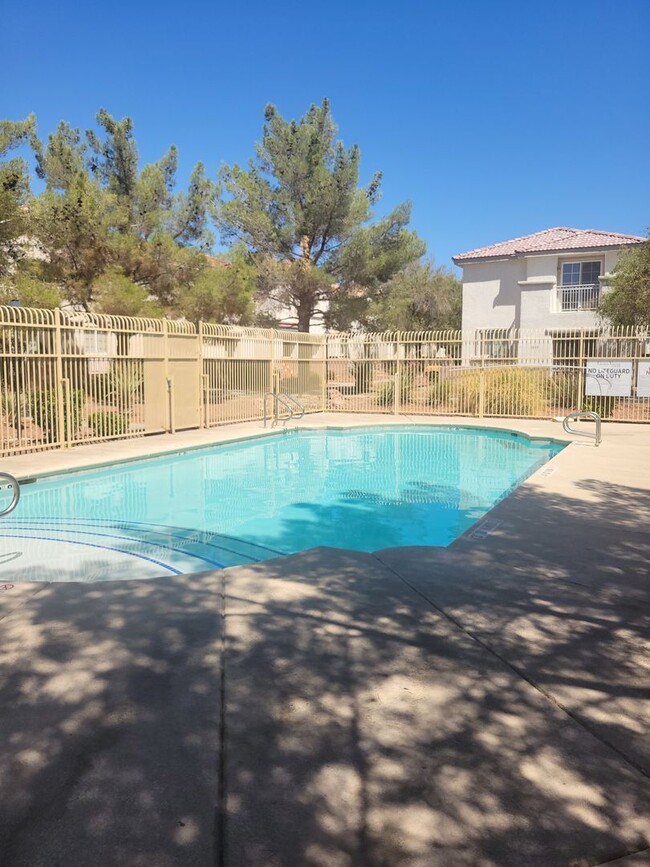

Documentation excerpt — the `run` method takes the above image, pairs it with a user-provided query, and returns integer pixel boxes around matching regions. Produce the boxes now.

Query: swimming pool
[0,426,564,582]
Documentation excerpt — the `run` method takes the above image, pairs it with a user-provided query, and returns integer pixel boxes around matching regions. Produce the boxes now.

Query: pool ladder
[0,472,20,516]
[263,393,305,427]
[562,411,602,446]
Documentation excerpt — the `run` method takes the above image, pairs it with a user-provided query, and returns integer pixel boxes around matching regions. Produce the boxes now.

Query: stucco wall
[461,259,525,331]
[461,248,624,334]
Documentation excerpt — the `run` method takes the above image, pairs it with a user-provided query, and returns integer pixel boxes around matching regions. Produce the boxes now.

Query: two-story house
[453,227,645,334]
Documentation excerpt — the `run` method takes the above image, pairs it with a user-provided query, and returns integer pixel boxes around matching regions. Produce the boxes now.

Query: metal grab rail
[273,394,295,427]
[263,393,305,427]
[279,393,305,420]
[0,472,20,516]
[562,411,602,446]
[263,392,291,427]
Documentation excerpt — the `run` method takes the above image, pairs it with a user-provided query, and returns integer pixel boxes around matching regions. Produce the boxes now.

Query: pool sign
[585,360,632,397]
[638,361,650,398]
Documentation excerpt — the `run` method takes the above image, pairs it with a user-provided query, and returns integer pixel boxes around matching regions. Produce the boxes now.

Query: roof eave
[452,253,518,265]
[453,238,644,266]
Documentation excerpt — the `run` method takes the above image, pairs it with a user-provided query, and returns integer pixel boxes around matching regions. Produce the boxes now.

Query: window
[561,260,601,286]
[559,260,602,310]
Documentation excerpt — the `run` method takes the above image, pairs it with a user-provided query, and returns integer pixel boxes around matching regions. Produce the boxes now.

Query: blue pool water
[0,426,563,582]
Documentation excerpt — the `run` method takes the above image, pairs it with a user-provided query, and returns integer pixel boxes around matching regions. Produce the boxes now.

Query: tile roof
[453,227,645,263]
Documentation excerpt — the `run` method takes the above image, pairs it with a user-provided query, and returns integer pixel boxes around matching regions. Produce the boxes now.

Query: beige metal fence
[1,307,648,457]
[0,307,328,456]
[324,327,650,422]
[200,324,326,428]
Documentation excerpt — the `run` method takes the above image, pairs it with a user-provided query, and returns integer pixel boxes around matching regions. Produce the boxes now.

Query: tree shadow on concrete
[377,477,650,778]
[222,545,650,867]
[0,571,223,867]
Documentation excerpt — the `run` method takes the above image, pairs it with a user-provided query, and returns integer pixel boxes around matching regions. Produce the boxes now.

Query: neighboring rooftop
[453,227,646,263]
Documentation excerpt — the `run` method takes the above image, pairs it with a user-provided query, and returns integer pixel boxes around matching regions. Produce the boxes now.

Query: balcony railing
[558,283,600,311]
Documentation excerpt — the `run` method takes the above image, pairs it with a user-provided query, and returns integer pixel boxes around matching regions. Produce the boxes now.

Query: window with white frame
[560,260,601,286]
[558,260,602,310]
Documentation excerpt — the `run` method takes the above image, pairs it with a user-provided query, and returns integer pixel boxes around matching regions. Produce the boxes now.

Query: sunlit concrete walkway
[0,416,649,865]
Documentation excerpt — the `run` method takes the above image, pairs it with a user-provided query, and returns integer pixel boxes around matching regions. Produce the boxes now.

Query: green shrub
[29,388,85,443]
[583,395,616,418]
[0,392,17,428]
[546,369,582,409]
[427,377,452,408]
[375,380,394,407]
[486,368,548,416]
[87,410,130,437]
[206,360,272,403]
[545,370,615,417]
[104,365,144,408]
[375,370,415,408]
[448,367,550,417]
[280,369,323,395]
[298,368,323,395]
[352,361,373,394]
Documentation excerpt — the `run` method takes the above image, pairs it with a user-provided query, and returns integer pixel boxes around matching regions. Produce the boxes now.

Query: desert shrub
[86,366,143,410]
[236,360,272,392]
[298,367,323,395]
[427,376,452,408]
[447,367,550,417]
[485,368,549,416]
[279,364,323,394]
[87,410,130,437]
[545,369,613,417]
[375,369,415,408]
[546,369,582,410]
[280,369,323,396]
[0,392,17,427]
[583,395,616,418]
[104,365,144,408]
[208,360,271,399]
[446,370,481,414]
[352,361,373,394]
[29,388,85,443]
[375,381,394,407]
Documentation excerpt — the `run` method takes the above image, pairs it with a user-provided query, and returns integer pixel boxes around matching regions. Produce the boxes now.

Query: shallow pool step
[0,519,283,583]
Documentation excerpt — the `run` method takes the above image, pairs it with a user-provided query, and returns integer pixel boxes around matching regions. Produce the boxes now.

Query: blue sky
[4,0,649,270]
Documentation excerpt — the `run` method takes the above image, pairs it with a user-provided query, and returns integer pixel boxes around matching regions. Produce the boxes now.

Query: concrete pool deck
[0,415,648,865]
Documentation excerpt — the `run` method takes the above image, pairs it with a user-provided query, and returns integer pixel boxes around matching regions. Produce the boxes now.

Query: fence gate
[166,324,201,432]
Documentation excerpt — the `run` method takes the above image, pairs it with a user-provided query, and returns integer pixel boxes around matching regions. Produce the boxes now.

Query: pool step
[0,519,282,582]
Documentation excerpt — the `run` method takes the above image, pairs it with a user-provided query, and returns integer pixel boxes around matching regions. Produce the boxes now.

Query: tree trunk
[297,237,314,332]
[297,303,312,332]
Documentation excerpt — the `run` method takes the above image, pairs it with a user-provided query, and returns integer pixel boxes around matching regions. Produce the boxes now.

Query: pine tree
[217,99,425,331]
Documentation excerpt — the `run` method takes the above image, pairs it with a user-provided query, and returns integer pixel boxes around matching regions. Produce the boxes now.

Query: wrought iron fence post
[394,332,401,416]
[53,308,67,447]
[162,318,171,433]
[322,337,328,413]
[62,377,71,446]
[578,330,586,412]
[478,330,486,418]
[198,320,206,428]
[166,376,175,434]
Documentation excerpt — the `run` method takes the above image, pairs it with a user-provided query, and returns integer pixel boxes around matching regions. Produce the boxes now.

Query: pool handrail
[562,411,602,446]
[279,393,305,420]
[263,393,305,427]
[0,472,20,516]
[263,392,291,427]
